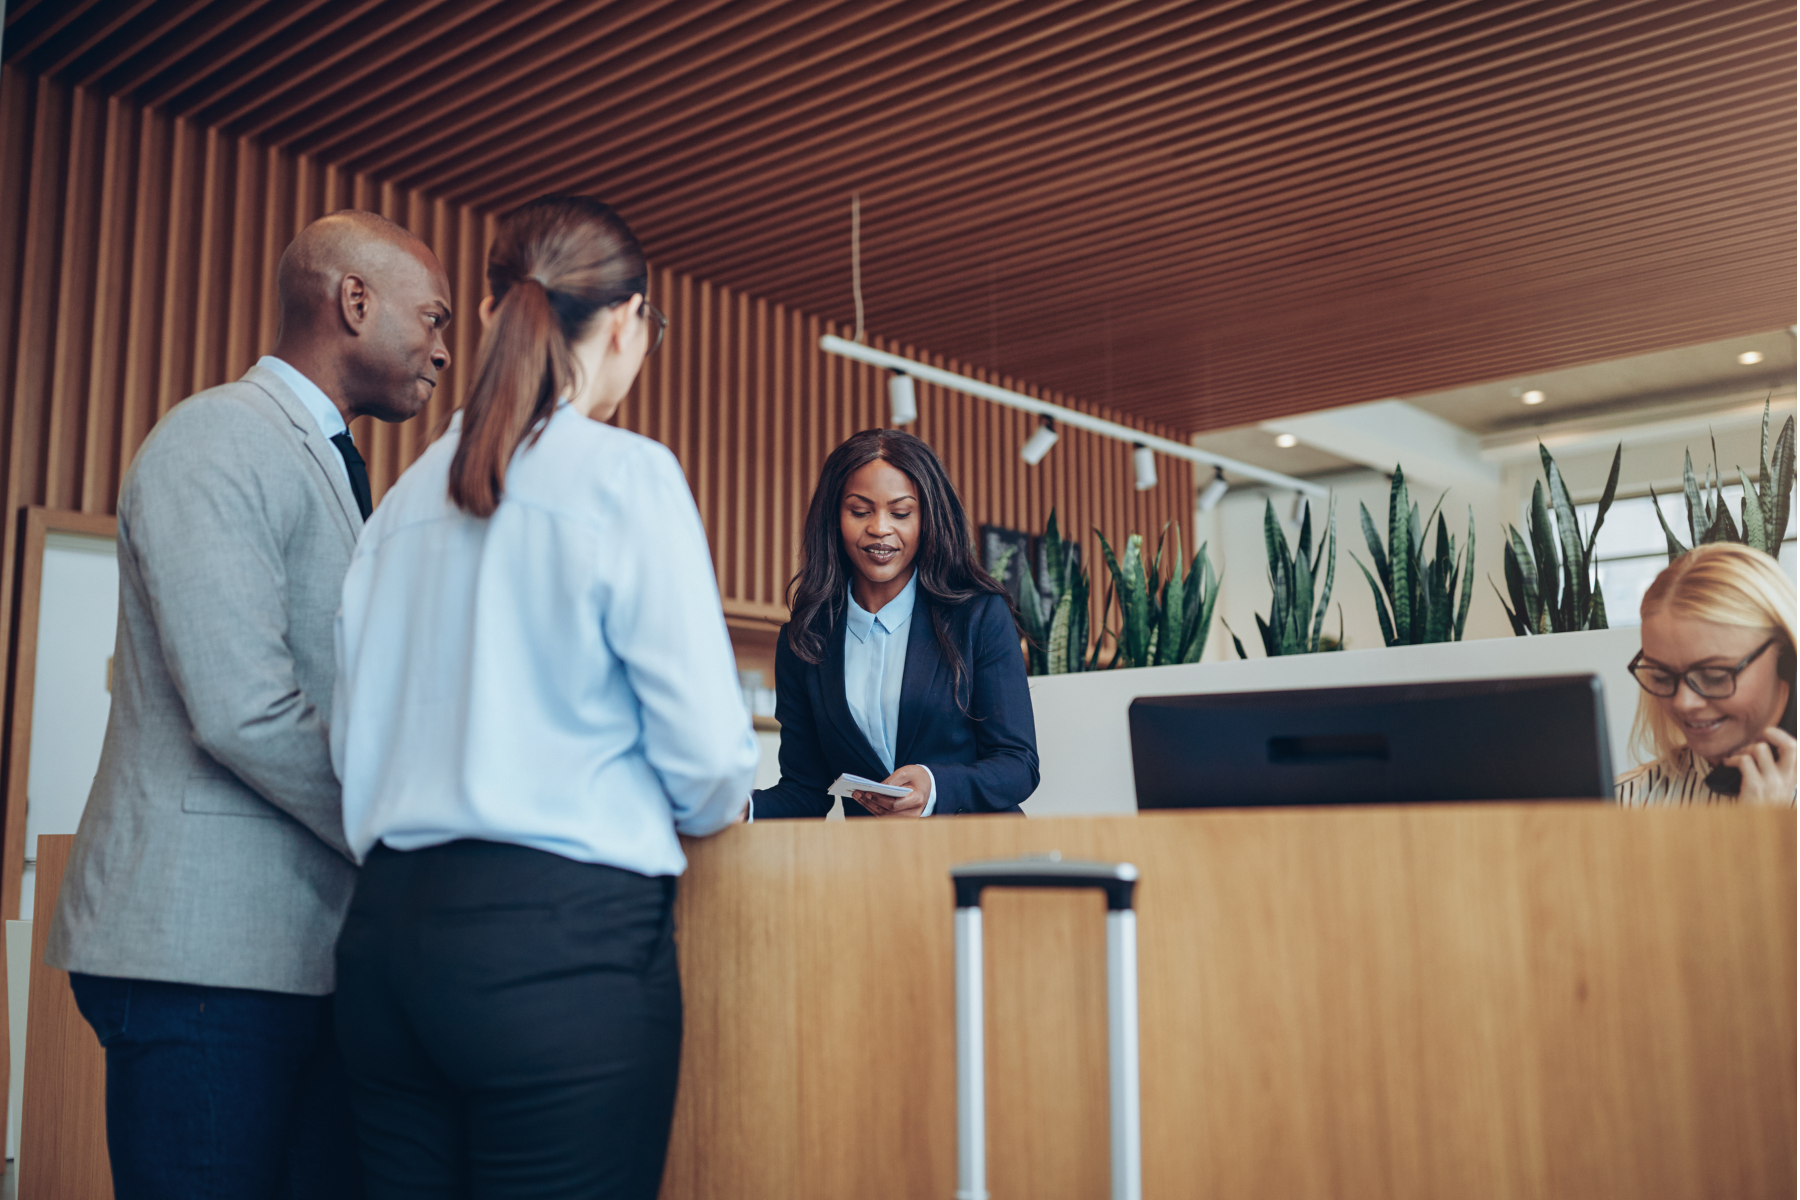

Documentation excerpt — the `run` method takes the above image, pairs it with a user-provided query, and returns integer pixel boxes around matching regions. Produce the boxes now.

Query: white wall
[1500,418,1782,524]
[1199,466,1511,661]
[1025,625,1646,818]
[23,533,118,919]
[1199,404,1796,661]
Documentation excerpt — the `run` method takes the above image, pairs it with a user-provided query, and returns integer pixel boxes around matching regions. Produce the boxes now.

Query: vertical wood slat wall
[0,69,493,770]
[1,67,1197,685]
[603,271,1197,628]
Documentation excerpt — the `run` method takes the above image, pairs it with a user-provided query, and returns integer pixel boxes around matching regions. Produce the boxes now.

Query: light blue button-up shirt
[257,356,352,488]
[844,574,937,815]
[332,405,759,874]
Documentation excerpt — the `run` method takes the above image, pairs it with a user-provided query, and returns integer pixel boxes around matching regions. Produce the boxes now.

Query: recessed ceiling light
[1522,389,1545,405]
[1738,350,1764,365]
[1274,433,1298,449]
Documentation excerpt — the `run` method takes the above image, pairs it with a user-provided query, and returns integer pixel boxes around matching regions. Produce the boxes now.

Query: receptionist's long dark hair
[786,429,1012,690]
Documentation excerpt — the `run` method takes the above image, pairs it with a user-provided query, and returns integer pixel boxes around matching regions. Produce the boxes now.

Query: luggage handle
[951,854,1142,1200]
[951,853,1139,910]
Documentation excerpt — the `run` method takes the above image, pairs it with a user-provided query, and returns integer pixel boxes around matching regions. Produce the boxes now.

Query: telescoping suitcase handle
[950,854,1141,1200]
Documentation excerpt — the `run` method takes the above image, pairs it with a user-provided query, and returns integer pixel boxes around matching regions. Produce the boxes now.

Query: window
[1575,488,1797,627]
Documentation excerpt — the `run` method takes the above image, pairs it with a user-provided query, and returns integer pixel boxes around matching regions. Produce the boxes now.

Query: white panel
[1025,625,1646,816]
[1262,399,1500,490]
[23,533,118,918]
[5,919,28,1162]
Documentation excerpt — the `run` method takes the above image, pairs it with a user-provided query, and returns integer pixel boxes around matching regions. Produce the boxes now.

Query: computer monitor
[1128,674,1614,810]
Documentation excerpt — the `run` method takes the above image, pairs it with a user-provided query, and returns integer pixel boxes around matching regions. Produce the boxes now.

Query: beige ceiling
[1409,329,1797,436]
[1197,329,1800,482]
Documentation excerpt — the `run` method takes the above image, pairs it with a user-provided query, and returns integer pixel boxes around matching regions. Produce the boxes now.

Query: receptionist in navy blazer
[752,428,1038,818]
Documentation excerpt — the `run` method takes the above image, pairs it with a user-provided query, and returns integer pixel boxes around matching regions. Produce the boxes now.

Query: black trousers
[334,840,682,1200]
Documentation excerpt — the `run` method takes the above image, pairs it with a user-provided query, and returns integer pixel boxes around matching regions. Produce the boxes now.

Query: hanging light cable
[850,195,917,426]
[850,192,865,345]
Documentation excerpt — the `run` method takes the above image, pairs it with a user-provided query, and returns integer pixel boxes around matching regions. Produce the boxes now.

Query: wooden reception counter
[15,806,1796,1198]
[661,805,1795,1200]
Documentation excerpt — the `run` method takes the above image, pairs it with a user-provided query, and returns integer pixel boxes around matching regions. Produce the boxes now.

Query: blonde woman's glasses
[1627,639,1776,699]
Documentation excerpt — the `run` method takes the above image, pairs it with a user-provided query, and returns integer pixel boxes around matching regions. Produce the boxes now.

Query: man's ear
[340,273,372,333]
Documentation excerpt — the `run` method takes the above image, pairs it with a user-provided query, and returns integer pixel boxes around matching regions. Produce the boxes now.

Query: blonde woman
[1617,543,1796,805]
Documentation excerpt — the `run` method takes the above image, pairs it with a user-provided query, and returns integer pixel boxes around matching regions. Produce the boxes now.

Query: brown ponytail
[449,196,647,517]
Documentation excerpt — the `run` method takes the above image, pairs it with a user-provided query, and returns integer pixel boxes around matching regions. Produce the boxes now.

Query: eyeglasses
[638,298,667,355]
[1627,639,1777,699]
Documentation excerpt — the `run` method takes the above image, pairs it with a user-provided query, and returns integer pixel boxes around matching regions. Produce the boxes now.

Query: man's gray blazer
[46,362,365,996]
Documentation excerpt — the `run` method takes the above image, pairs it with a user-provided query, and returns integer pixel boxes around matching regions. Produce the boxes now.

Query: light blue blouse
[844,574,937,815]
[332,405,759,874]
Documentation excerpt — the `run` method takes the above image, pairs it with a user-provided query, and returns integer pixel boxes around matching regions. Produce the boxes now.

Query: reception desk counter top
[664,804,1794,1200]
[17,806,1794,1199]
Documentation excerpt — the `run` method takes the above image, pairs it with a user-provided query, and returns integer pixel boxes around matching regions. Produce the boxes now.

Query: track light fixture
[1290,492,1310,525]
[1197,466,1229,512]
[1020,416,1060,465]
[818,335,1330,499]
[1133,443,1158,491]
[888,370,918,425]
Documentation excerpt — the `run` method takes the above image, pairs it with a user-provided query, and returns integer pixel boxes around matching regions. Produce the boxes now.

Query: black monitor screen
[1129,674,1614,810]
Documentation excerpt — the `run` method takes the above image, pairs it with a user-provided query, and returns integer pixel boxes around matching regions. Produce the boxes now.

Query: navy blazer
[752,591,1038,817]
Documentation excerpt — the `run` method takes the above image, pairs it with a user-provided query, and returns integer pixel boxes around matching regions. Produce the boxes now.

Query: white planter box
[1025,627,1646,816]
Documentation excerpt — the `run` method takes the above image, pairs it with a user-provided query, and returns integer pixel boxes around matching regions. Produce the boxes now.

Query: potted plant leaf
[1650,399,1794,560]
[1092,524,1221,669]
[1494,443,1619,635]
[1351,465,1475,645]
[1227,496,1340,657]
[987,510,1092,675]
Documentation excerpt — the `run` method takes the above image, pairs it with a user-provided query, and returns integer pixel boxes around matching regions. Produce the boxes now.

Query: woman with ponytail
[330,196,757,1198]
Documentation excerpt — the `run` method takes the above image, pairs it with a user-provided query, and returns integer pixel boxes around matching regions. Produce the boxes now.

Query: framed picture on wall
[979,525,1033,602]
[980,524,1079,611]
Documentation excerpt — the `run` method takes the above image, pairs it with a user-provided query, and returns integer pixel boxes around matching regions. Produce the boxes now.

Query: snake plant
[1494,442,1619,635]
[988,510,1092,675]
[1351,465,1475,645]
[1093,524,1221,669]
[1229,496,1339,657]
[1649,399,1794,561]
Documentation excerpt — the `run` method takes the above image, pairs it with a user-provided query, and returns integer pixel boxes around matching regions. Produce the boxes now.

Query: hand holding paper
[827,773,912,800]
[830,765,931,817]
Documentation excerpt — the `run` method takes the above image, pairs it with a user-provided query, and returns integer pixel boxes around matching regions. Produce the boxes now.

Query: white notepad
[827,773,913,799]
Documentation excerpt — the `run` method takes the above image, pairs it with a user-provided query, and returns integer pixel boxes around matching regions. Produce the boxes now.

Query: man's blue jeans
[68,973,362,1200]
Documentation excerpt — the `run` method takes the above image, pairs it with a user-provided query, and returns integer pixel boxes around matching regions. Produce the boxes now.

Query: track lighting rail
[819,335,1329,498]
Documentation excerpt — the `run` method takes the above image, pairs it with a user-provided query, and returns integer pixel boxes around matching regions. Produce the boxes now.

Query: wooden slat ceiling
[6,0,1794,434]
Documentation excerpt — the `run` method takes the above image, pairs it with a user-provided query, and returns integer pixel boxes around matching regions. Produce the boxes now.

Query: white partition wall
[21,532,118,918]
[1025,626,1645,816]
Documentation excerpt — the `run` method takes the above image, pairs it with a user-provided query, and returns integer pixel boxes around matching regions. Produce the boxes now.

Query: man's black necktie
[331,432,373,521]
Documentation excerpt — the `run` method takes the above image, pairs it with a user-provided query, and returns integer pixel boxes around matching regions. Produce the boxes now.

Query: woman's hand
[1725,726,1797,805]
[852,763,931,818]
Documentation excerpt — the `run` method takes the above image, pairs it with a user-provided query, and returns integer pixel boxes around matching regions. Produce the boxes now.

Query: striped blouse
[1614,748,1796,806]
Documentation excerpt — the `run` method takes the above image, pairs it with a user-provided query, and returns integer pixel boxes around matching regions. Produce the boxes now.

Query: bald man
[46,211,451,1199]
